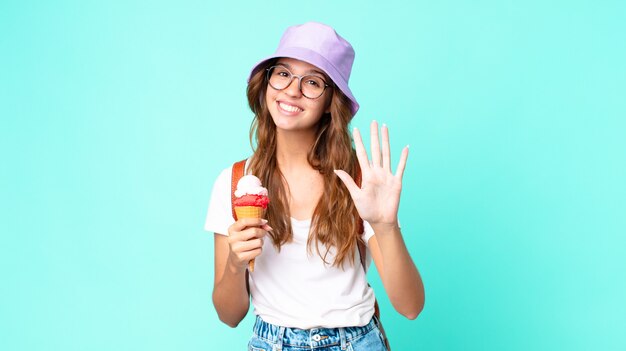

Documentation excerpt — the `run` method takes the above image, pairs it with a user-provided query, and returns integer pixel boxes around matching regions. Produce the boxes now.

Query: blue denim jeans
[248,315,387,351]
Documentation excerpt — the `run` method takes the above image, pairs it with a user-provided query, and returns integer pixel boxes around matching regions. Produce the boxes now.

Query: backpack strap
[231,159,247,221]
[231,159,251,292]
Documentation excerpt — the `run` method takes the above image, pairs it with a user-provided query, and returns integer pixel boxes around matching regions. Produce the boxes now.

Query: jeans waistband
[252,315,378,349]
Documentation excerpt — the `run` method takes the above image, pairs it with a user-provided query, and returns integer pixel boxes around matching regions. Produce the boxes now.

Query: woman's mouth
[277,101,304,114]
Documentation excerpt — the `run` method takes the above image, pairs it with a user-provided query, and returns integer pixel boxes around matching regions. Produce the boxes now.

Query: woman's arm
[212,218,269,327]
[368,226,424,319]
[334,121,425,319]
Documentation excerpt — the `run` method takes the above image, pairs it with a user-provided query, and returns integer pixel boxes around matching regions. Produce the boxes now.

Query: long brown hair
[246,59,361,268]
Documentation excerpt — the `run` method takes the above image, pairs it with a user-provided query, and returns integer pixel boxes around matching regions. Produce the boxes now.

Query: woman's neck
[275,129,316,172]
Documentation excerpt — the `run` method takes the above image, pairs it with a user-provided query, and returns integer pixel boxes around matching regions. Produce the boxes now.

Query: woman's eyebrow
[277,62,326,76]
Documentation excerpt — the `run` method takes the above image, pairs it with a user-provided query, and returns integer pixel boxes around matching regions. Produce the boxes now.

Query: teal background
[1,0,625,350]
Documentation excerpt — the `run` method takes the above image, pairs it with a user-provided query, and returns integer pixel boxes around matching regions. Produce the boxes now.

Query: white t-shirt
[204,162,377,329]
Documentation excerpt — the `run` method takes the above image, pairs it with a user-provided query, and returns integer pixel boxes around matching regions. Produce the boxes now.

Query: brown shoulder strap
[231,159,247,220]
[231,159,251,292]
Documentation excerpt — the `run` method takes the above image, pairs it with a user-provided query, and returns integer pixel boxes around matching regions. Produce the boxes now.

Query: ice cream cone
[234,206,265,272]
[234,206,264,219]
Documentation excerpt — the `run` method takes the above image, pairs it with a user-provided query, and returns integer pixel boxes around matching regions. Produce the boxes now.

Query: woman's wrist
[226,256,248,275]
[369,221,400,235]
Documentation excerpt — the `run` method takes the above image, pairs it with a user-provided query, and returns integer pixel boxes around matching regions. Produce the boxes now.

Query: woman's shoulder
[212,157,253,187]
[213,166,231,186]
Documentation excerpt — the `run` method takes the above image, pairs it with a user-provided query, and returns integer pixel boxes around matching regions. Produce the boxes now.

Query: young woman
[205,22,424,350]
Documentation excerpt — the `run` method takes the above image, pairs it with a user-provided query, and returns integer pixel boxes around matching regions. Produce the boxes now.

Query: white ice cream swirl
[235,175,268,198]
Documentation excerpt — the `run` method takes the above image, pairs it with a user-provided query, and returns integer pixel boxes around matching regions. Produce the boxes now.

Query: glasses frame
[265,65,330,99]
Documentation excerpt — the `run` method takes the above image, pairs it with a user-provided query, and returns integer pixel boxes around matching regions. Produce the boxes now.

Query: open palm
[334,121,409,226]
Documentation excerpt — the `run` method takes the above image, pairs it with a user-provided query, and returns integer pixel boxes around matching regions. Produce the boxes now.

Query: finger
[238,238,264,252]
[395,145,409,180]
[245,247,263,260]
[231,227,266,244]
[243,227,267,240]
[352,127,370,173]
[333,169,361,197]
[381,123,391,172]
[234,244,262,261]
[370,120,381,167]
[231,217,268,231]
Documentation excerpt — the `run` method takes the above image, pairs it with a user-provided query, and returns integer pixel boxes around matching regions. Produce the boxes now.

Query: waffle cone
[234,206,265,219]
[234,206,265,272]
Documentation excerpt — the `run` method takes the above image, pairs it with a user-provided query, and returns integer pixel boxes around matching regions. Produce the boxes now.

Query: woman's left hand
[334,120,409,227]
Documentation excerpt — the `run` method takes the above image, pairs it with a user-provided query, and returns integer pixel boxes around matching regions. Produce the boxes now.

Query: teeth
[279,102,302,113]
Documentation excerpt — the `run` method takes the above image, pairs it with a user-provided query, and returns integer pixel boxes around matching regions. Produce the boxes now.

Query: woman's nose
[283,76,302,97]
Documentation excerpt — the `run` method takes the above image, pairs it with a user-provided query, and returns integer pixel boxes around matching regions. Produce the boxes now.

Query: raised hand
[334,120,409,227]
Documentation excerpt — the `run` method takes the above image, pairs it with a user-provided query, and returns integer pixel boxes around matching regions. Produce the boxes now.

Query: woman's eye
[306,79,321,87]
[273,68,290,77]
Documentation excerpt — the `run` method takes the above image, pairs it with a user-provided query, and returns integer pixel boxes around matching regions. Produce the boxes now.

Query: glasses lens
[268,66,292,90]
[301,75,325,99]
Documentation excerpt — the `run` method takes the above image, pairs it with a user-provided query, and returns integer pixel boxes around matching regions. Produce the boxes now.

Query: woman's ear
[325,92,333,114]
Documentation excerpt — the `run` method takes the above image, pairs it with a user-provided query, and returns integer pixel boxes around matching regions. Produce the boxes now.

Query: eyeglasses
[266,65,330,99]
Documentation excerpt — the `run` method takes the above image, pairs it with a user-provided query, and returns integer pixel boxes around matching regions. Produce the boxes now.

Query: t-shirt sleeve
[360,219,402,272]
[361,219,402,245]
[204,166,234,236]
[359,220,374,272]
[361,220,375,245]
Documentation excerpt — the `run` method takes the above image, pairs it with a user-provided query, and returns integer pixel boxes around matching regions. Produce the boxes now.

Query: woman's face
[265,58,332,134]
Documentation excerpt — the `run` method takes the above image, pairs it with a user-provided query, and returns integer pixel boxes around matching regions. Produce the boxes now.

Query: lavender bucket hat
[249,22,359,116]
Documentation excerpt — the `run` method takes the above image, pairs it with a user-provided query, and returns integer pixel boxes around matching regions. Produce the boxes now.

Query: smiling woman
[204,22,424,351]
[266,58,333,132]
[3,1,625,350]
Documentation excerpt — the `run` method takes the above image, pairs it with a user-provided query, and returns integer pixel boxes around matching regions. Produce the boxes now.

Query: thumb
[333,169,360,196]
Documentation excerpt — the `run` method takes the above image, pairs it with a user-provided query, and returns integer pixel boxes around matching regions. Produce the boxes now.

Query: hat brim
[249,47,359,116]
